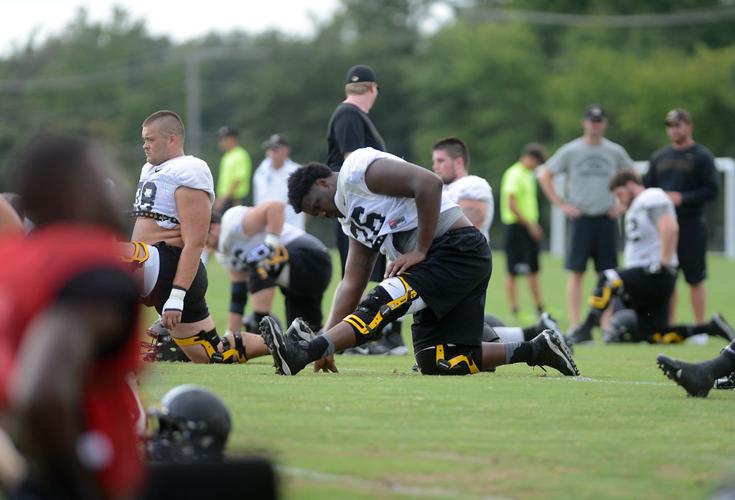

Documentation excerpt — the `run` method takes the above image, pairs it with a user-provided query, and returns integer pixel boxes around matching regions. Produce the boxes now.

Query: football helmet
[147,385,232,463]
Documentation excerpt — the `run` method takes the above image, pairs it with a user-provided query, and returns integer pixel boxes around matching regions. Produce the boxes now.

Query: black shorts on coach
[505,223,540,275]
[566,215,618,273]
[400,226,492,353]
[141,241,210,323]
[677,215,707,285]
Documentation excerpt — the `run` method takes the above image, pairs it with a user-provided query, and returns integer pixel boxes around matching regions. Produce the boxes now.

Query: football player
[0,136,143,498]
[259,147,579,377]
[127,110,228,364]
[431,137,493,242]
[567,169,734,345]
[209,200,332,337]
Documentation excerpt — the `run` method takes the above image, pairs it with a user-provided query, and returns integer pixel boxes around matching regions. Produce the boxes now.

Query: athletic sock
[702,348,735,379]
[505,341,532,364]
[494,327,525,343]
[307,335,333,360]
[522,326,538,341]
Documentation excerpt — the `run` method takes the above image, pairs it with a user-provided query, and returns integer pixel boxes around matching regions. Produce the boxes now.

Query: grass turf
[140,252,735,499]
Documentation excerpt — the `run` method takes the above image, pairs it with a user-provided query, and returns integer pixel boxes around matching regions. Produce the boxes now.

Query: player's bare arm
[325,238,378,330]
[657,212,679,266]
[364,158,443,277]
[162,186,211,329]
[458,199,487,231]
[242,200,285,237]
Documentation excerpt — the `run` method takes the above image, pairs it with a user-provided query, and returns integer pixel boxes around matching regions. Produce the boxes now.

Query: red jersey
[0,224,143,496]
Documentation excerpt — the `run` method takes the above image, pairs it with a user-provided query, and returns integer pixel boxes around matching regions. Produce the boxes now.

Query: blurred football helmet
[603,308,639,343]
[147,385,232,463]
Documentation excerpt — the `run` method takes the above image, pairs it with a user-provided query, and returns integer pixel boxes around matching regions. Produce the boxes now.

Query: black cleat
[259,317,311,376]
[656,354,714,397]
[714,371,735,390]
[566,324,593,346]
[530,329,580,376]
[711,313,735,342]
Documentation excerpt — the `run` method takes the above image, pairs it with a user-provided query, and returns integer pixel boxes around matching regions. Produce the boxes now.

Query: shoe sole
[259,318,291,376]
[713,314,735,341]
[544,330,580,376]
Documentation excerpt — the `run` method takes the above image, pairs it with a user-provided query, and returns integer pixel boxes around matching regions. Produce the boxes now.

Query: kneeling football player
[259,147,579,377]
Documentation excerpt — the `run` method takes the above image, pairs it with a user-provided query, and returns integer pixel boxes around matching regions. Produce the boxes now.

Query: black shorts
[415,344,484,375]
[401,226,492,352]
[335,220,385,281]
[505,223,540,275]
[619,266,676,340]
[677,216,707,285]
[566,215,618,273]
[141,242,210,323]
[281,234,333,330]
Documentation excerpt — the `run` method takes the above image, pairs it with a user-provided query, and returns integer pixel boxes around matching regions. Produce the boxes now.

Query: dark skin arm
[8,301,128,498]
[314,238,378,373]
[362,158,443,277]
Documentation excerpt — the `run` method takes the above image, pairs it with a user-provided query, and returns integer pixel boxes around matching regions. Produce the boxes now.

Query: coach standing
[325,64,404,355]
[643,108,718,329]
[539,104,634,336]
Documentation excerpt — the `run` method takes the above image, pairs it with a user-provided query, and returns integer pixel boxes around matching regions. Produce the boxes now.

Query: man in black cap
[539,104,634,343]
[643,108,718,333]
[324,64,406,355]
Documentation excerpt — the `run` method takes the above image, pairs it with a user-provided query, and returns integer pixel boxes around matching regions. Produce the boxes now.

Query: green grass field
[141,252,735,499]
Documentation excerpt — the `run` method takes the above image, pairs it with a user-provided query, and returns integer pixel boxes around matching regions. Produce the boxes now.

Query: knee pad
[213,332,248,364]
[229,282,249,315]
[172,328,220,362]
[432,345,480,375]
[590,269,623,310]
[344,276,417,344]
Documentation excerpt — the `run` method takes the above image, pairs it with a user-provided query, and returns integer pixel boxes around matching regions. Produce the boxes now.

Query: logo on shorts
[388,216,405,229]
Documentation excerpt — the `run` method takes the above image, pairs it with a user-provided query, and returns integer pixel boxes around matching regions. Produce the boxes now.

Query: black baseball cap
[345,64,377,84]
[262,134,289,149]
[218,126,238,138]
[664,108,692,126]
[584,104,606,121]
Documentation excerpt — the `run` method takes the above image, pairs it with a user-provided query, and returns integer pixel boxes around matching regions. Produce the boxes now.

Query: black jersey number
[349,207,386,249]
[626,218,641,243]
[135,181,157,211]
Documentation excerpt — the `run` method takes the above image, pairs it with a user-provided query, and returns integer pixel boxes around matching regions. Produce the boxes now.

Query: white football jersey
[444,175,494,240]
[133,155,214,229]
[336,147,458,261]
[217,205,303,272]
[624,187,678,269]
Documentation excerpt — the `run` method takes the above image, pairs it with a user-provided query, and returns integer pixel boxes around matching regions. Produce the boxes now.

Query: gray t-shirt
[547,138,633,215]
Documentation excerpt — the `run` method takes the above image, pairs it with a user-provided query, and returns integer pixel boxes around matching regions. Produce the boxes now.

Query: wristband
[163,286,187,312]
[264,232,280,248]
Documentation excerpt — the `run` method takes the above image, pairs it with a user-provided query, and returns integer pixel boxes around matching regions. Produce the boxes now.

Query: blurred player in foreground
[259,147,579,377]
[0,136,143,499]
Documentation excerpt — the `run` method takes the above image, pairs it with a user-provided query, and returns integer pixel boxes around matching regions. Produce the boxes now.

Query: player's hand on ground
[162,310,182,330]
[561,203,582,219]
[385,250,426,278]
[529,223,544,241]
[314,354,338,373]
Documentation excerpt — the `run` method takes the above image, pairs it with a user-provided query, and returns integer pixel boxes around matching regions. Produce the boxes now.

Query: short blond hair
[345,82,374,96]
[142,110,185,140]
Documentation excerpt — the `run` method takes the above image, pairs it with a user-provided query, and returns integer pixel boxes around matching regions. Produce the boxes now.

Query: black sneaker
[538,313,574,352]
[566,324,593,346]
[715,372,735,390]
[530,329,580,376]
[656,354,714,397]
[711,313,735,342]
[343,341,390,355]
[259,316,311,376]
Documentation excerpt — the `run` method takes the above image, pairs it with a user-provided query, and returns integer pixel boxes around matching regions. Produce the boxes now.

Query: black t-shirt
[643,143,719,218]
[326,103,386,171]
